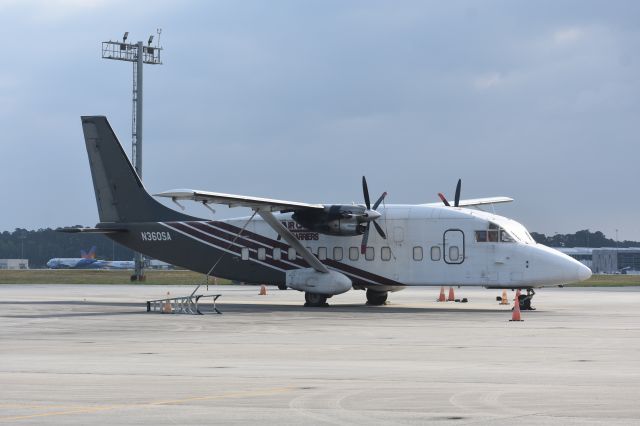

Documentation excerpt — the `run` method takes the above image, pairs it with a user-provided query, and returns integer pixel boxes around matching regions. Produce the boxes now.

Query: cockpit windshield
[475,222,518,243]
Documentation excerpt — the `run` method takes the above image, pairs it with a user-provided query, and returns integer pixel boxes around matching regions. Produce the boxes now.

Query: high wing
[155,189,325,212]
[422,196,513,207]
[155,189,329,273]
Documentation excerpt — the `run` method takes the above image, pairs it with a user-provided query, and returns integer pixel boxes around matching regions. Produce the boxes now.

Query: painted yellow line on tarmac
[0,386,294,422]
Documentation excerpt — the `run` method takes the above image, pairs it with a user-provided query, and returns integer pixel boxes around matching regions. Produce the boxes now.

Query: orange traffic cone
[162,291,172,314]
[447,287,455,301]
[437,287,446,302]
[510,289,523,321]
[500,289,510,305]
[259,285,267,296]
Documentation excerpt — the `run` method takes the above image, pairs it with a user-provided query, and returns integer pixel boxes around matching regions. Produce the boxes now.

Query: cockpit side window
[500,229,515,242]
[475,223,515,243]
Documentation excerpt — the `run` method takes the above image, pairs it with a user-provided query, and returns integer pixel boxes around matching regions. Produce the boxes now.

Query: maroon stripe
[207,221,308,267]
[189,222,297,270]
[324,259,402,287]
[214,221,292,251]
[169,222,241,256]
[170,222,295,271]
[216,221,403,287]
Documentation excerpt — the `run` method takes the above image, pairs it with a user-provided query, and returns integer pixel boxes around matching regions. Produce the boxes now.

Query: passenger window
[257,247,266,260]
[449,246,459,261]
[318,247,327,260]
[413,246,423,261]
[381,246,391,261]
[349,247,359,261]
[273,248,281,260]
[431,246,441,261]
[365,247,374,261]
[475,231,487,242]
[333,247,343,261]
[241,247,250,261]
[288,248,297,260]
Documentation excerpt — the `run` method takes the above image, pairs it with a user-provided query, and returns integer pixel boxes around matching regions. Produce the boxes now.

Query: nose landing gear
[518,288,536,311]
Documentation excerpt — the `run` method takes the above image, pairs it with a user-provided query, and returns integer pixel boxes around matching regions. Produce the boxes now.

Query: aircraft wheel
[304,292,328,307]
[366,289,388,306]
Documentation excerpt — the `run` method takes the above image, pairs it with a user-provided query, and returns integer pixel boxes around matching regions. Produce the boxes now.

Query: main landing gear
[366,289,388,306]
[304,292,329,307]
[518,288,536,311]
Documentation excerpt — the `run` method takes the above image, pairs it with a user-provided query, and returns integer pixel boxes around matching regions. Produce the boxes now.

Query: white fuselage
[226,204,591,289]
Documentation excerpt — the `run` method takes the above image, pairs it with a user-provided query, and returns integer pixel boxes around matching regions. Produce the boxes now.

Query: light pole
[102,30,163,281]
[18,234,25,259]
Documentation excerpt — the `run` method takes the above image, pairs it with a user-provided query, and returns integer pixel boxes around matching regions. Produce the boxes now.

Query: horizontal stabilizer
[56,227,127,234]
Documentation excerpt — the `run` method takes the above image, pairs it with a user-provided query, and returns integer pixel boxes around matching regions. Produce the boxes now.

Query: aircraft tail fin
[80,246,97,259]
[81,116,198,223]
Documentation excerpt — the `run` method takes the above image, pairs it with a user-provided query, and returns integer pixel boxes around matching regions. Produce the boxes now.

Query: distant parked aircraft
[46,246,134,269]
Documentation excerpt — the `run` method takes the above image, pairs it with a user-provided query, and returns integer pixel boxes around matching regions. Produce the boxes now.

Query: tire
[366,289,388,306]
[304,292,328,307]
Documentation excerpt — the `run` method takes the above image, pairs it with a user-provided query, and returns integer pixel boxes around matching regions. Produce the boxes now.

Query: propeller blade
[361,223,370,254]
[362,176,371,209]
[373,220,386,239]
[372,191,387,210]
[454,179,461,207]
[438,192,450,207]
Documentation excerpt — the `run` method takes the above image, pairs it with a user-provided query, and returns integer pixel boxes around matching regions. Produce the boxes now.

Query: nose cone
[527,245,593,285]
[576,262,592,282]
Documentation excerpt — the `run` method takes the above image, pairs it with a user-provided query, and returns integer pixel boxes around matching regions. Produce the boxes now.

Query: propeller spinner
[360,176,387,254]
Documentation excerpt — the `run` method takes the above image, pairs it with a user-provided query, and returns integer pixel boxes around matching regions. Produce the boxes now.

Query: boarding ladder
[146,285,221,315]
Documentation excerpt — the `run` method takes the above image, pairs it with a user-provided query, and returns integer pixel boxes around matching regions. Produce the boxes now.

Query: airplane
[47,245,135,270]
[65,116,592,307]
[47,246,100,269]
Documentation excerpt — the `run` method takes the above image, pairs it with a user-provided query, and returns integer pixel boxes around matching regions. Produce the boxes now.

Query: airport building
[557,247,593,270]
[557,247,640,274]
[0,259,29,270]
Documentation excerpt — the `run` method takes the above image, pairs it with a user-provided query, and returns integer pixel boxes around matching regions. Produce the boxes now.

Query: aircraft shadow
[0,300,521,317]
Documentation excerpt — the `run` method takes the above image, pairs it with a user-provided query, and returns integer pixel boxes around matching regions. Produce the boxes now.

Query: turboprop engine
[291,176,388,254]
[292,205,368,236]
[286,268,352,295]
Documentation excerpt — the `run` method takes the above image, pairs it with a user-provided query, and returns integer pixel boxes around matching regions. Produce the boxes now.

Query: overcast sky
[1,0,639,240]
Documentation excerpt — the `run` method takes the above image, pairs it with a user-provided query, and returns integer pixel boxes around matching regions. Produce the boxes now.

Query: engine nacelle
[292,205,367,236]
[326,218,363,235]
[286,268,352,295]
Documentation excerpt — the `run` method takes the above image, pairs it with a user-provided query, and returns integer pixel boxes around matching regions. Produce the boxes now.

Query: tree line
[530,229,638,248]
[0,227,134,268]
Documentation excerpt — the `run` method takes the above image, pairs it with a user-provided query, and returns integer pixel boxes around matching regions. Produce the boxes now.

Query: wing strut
[257,210,329,273]
[204,210,259,284]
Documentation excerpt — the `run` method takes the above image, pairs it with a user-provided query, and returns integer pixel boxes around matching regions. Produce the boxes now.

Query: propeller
[360,176,387,254]
[438,178,462,207]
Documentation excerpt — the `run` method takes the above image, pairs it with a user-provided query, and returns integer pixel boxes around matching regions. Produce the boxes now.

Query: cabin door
[443,229,465,264]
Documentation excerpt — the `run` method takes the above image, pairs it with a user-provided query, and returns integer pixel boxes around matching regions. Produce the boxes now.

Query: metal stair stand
[147,285,221,315]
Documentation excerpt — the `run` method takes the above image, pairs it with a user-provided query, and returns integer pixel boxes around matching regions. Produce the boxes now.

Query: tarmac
[1,284,639,425]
